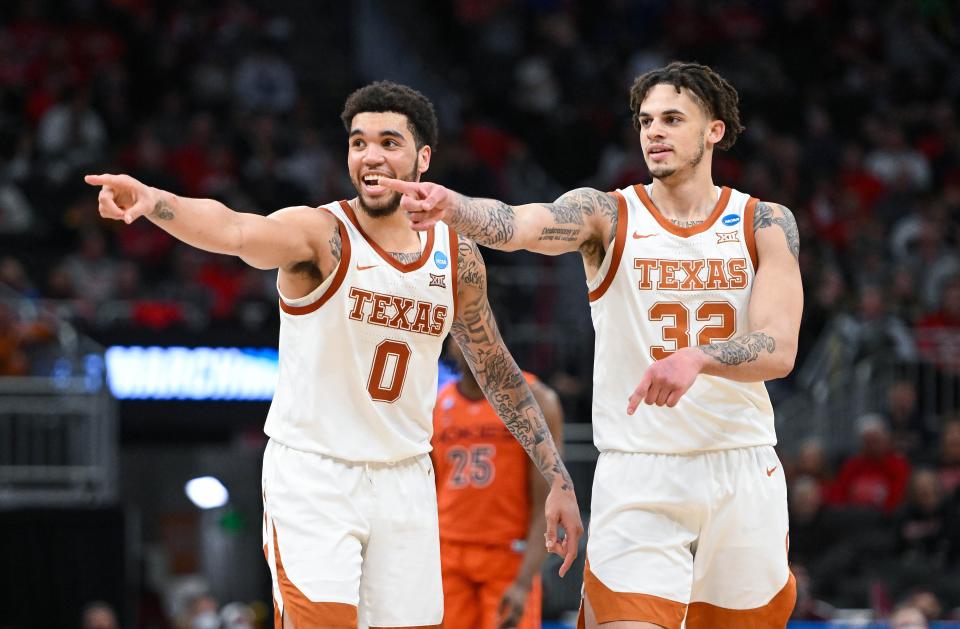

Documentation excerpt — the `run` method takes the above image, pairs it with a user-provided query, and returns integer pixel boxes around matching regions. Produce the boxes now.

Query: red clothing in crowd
[829,453,911,514]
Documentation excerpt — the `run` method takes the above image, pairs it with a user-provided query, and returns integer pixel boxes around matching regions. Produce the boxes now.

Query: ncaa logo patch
[721,213,741,226]
[434,251,449,269]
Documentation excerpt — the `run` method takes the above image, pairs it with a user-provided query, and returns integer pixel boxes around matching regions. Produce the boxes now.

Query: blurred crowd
[2,0,960,624]
[78,590,261,629]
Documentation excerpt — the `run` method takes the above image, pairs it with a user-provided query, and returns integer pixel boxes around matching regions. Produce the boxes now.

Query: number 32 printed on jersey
[649,301,736,360]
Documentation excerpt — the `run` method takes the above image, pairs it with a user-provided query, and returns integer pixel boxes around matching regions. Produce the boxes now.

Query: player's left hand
[544,482,583,578]
[497,580,529,629]
[627,347,705,414]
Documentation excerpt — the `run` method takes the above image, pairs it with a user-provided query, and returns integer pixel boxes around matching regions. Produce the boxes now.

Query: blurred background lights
[185,476,229,509]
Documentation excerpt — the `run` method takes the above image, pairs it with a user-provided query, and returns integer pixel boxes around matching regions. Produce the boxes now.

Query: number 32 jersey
[587,184,775,454]
[264,200,458,463]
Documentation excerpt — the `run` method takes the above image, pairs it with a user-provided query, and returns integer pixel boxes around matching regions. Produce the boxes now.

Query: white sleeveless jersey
[264,200,458,462]
[587,184,775,454]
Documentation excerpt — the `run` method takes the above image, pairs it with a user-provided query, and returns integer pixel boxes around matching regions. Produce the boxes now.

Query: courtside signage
[105,346,279,400]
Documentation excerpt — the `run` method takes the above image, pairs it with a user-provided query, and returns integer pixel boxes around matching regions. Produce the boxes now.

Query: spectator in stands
[36,86,106,184]
[0,256,38,298]
[916,276,960,372]
[232,35,298,115]
[62,229,120,303]
[892,468,949,569]
[176,592,219,629]
[890,603,929,629]
[791,473,885,602]
[885,379,934,460]
[840,283,917,364]
[0,300,55,376]
[937,419,960,495]
[901,587,944,623]
[865,126,932,192]
[80,601,119,629]
[792,437,834,495]
[789,563,835,621]
[830,414,911,514]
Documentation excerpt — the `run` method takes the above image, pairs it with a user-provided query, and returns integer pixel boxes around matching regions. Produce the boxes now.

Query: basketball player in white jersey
[84,81,582,629]
[382,62,803,628]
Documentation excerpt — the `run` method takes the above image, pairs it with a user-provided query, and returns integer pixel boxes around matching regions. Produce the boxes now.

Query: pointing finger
[627,370,652,415]
[378,177,421,196]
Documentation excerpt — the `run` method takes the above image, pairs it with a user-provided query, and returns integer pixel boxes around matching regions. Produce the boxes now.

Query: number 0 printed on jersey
[649,301,736,359]
[367,339,412,402]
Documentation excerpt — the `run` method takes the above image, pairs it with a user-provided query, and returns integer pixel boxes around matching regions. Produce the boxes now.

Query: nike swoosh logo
[766,466,778,477]
[633,232,657,239]
[356,263,378,271]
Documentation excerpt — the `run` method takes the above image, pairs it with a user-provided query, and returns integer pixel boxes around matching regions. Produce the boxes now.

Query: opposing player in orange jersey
[384,62,803,629]
[433,339,565,629]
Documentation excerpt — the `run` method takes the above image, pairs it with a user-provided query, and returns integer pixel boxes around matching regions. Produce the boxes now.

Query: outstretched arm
[451,236,583,576]
[84,173,335,275]
[379,178,617,262]
[498,381,564,629]
[628,201,803,412]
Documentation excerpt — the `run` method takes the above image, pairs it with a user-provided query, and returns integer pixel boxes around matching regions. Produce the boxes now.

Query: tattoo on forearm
[151,200,175,221]
[754,202,800,260]
[449,197,517,246]
[449,188,618,266]
[701,332,776,366]
[452,237,573,491]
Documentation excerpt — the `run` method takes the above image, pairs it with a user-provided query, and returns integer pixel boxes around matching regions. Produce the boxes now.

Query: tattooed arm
[84,173,340,297]
[452,236,583,575]
[696,201,803,380]
[627,201,803,411]
[379,178,619,268]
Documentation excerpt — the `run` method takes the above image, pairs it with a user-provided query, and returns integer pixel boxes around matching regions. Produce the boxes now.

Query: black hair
[341,81,439,149]
[629,61,744,150]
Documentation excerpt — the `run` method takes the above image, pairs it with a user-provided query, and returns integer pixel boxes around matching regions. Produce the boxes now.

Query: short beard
[650,135,706,181]
[356,158,420,219]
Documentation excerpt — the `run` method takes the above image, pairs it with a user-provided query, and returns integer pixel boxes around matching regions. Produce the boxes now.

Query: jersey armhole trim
[449,228,460,321]
[744,196,759,273]
[278,210,351,315]
[588,191,628,302]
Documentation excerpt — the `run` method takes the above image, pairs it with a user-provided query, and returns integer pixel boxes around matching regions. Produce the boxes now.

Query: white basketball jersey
[264,200,458,462]
[587,184,775,454]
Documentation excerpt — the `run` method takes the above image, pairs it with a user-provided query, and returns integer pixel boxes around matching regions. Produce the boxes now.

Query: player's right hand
[544,483,583,578]
[378,178,455,231]
[84,173,156,225]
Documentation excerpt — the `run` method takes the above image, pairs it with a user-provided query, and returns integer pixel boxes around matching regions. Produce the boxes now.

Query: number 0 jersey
[587,184,775,454]
[263,200,458,462]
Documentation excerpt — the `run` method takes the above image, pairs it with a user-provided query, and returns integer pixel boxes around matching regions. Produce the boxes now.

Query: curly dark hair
[629,61,744,151]
[340,81,438,150]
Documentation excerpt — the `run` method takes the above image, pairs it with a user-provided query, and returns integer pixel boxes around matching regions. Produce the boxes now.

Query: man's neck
[648,171,719,223]
[350,198,422,252]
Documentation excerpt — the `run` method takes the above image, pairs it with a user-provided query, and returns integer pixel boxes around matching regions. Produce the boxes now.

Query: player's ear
[417,145,431,176]
[706,120,725,148]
